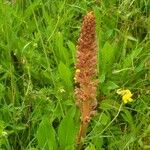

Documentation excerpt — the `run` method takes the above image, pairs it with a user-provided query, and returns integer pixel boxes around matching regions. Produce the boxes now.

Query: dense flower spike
[75,11,98,144]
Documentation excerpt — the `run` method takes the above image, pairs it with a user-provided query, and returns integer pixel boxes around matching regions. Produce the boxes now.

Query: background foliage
[0,0,149,149]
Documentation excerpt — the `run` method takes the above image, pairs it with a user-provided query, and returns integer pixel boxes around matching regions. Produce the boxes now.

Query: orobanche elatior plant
[74,11,98,145]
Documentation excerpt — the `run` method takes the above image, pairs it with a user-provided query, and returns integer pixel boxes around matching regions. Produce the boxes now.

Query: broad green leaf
[106,81,119,90]
[121,109,135,131]
[85,143,96,150]
[101,99,121,111]
[37,117,57,150]
[123,48,142,68]
[101,42,115,72]
[92,137,103,150]
[135,56,149,73]
[94,7,102,49]
[99,71,105,83]
[100,81,118,95]
[58,107,76,150]
[101,112,109,126]
[67,41,76,64]
[58,61,72,88]
[55,32,69,65]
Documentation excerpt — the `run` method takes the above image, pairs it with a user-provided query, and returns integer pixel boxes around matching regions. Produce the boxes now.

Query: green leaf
[106,81,119,90]
[55,32,69,65]
[127,35,137,42]
[58,61,72,88]
[29,148,39,150]
[0,120,5,136]
[0,83,5,101]
[121,109,135,131]
[101,42,115,72]
[85,143,96,150]
[101,112,109,126]
[123,48,142,68]
[24,0,41,18]
[37,117,57,150]
[99,72,106,83]
[100,81,118,95]
[101,99,120,111]
[67,40,76,64]
[58,107,76,150]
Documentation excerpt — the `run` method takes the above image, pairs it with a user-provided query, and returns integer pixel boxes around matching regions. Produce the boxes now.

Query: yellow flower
[74,77,76,81]
[74,69,80,81]
[76,69,80,73]
[117,89,133,104]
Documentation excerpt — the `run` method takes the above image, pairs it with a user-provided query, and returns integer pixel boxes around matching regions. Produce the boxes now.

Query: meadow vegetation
[0,0,149,149]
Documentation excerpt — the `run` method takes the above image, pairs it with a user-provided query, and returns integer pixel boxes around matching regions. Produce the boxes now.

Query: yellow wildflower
[74,76,77,82]
[74,69,80,81]
[76,69,80,73]
[117,89,133,104]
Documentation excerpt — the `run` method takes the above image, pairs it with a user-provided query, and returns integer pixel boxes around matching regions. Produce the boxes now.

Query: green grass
[0,0,149,149]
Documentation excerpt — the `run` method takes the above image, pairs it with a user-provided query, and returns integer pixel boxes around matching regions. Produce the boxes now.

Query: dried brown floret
[75,11,98,144]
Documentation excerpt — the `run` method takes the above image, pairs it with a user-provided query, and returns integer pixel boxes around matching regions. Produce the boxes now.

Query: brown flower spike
[75,11,98,144]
